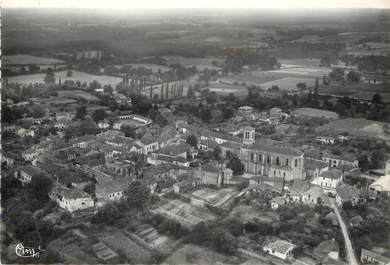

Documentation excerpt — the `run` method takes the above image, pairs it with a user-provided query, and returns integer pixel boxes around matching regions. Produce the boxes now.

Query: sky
[2,0,390,9]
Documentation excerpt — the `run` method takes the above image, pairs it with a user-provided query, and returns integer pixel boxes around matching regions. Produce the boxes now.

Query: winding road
[330,199,359,265]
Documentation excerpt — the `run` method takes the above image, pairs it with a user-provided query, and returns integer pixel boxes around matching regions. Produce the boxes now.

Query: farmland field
[153,199,216,227]
[3,54,65,65]
[267,66,331,77]
[164,55,224,71]
[316,118,390,141]
[100,230,153,263]
[318,83,390,102]
[57,90,99,101]
[207,82,248,98]
[218,71,284,86]
[7,70,123,87]
[278,58,322,68]
[229,205,279,223]
[259,77,316,91]
[163,244,229,265]
[114,63,172,73]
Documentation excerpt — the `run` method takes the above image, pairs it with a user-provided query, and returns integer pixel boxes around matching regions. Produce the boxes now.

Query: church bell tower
[243,126,255,145]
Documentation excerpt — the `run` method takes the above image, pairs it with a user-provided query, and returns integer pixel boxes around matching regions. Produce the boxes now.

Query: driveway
[330,199,359,265]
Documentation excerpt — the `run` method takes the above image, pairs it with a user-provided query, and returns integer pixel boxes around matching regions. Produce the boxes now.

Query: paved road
[330,200,359,265]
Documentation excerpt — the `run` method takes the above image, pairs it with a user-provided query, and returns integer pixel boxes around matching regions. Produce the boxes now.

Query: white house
[17,165,45,184]
[311,169,343,194]
[49,187,94,213]
[22,148,39,161]
[98,120,110,129]
[263,239,296,260]
[270,196,286,210]
[316,136,335,145]
[16,128,35,138]
[370,174,390,197]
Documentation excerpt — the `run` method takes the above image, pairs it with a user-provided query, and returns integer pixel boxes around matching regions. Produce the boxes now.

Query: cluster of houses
[2,90,390,265]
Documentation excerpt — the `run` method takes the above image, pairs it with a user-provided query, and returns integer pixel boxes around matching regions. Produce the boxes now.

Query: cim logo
[15,243,44,258]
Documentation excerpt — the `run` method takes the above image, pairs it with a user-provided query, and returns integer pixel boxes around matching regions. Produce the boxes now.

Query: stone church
[239,127,305,181]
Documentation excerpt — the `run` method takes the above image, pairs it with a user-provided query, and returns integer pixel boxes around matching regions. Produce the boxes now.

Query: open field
[7,70,123,87]
[279,58,322,68]
[153,199,216,227]
[259,77,315,91]
[291,35,323,44]
[114,63,172,73]
[318,83,390,102]
[207,82,248,98]
[57,90,99,102]
[163,244,229,265]
[164,55,224,71]
[99,230,153,263]
[267,66,331,77]
[3,54,65,65]
[218,71,285,86]
[229,205,279,223]
[316,118,390,141]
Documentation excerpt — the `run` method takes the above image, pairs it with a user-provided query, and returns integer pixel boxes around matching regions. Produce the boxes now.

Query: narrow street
[330,200,359,265]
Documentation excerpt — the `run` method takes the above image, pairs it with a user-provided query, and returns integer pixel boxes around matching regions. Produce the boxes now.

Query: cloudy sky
[2,0,390,9]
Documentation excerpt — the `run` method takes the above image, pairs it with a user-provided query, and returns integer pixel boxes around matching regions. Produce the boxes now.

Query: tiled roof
[36,162,62,174]
[200,164,220,173]
[246,141,302,157]
[154,154,187,163]
[305,158,328,170]
[51,186,91,200]
[140,133,156,145]
[323,152,357,162]
[96,178,130,196]
[158,143,191,157]
[336,185,360,200]
[271,196,286,205]
[321,169,343,180]
[361,249,390,264]
[20,165,45,177]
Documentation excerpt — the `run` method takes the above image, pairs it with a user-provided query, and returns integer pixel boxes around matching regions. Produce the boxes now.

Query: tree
[1,174,22,202]
[25,175,53,210]
[131,94,152,115]
[213,146,221,161]
[296,83,306,90]
[372,93,383,104]
[346,71,361,82]
[31,105,46,118]
[91,109,107,123]
[200,108,211,123]
[226,155,244,175]
[66,70,73,77]
[211,228,237,255]
[44,69,55,84]
[125,181,150,210]
[206,92,217,104]
[186,135,198,149]
[92,204,122,225]
[75,105,87,120]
